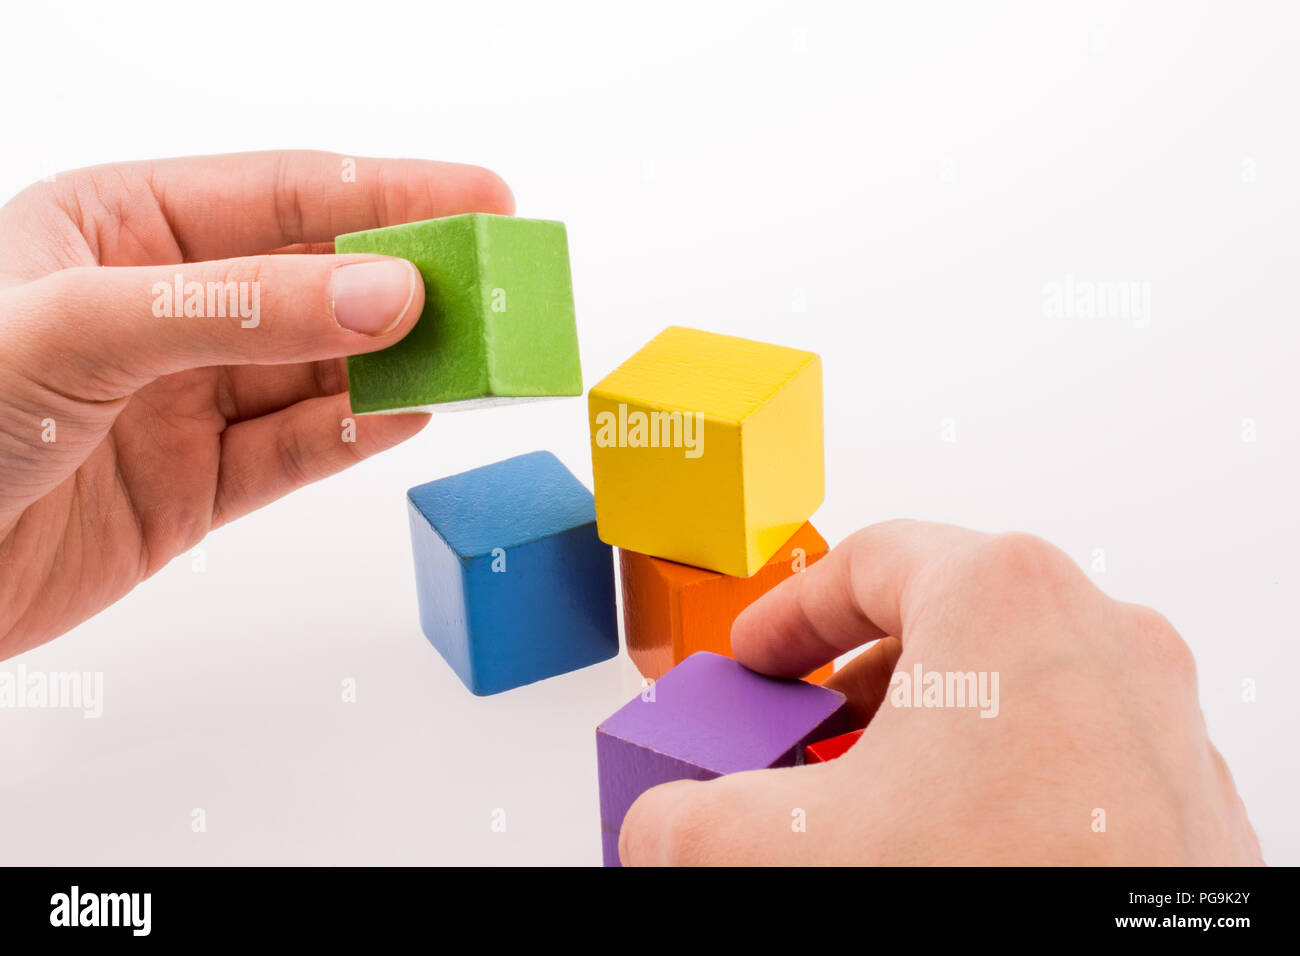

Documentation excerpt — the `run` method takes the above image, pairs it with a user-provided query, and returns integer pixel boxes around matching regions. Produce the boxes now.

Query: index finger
[729,519,982,678]
[87,150,513,262]
[158,150,515,259]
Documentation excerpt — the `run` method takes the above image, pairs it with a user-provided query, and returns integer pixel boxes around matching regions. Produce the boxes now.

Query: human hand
[0,150,512,657]
[619,521,1263,865]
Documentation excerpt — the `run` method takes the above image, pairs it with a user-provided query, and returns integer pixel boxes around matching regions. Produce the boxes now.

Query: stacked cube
[587,325,831,680]
[585,325,843,864]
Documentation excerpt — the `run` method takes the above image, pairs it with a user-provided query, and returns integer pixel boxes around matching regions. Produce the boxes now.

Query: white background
[0,1,1296,865]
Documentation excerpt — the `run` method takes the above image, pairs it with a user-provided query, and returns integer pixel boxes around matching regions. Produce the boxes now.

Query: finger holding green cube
[336,213,583,413]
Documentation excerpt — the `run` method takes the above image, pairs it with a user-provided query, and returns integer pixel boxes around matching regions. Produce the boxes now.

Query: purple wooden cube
[596,651,849,866]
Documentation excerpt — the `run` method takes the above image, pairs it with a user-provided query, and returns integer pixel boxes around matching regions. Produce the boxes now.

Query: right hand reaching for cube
[617,520,1264,866]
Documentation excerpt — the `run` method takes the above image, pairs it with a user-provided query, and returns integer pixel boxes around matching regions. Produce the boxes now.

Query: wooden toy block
[804,728,864,764]
[406,451,617,695]
[588,326,824,577]
[620,522,834,683]
[338,214,582,413]
[596,651,849,866]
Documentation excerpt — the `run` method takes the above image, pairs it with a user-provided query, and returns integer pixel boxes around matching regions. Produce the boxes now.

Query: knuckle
[840,519,924,571]
[211,258,270,361]
[216,256,267,292]
[1128,603,1176,639]
[36,265,95,308]
[3,178,71,225]
[273,420,319,489]
[5,271,121,391]
[272,152,307,245]
[312,359,347,398]
[848,518,917,549]
[969,532,1078,586]
[1126,604,1196,680]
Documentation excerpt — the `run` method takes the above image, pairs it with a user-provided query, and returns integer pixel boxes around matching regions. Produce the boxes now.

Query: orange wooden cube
[620,522,833,683]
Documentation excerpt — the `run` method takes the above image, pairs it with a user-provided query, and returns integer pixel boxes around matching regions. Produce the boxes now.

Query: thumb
[618,765,836,866]
[1,254,422,399]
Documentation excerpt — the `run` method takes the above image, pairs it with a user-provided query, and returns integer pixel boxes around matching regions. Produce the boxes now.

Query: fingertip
[471,165,516,216]
[727,604,768,670]
[385,258,425,337]
[441,162,515,216]
[729,579,812,677]
[393,409,433,437]
[397,258,425,328]
[351,408,432,450]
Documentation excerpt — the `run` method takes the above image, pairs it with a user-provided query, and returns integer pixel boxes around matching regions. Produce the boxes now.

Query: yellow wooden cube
[588,326,824,577]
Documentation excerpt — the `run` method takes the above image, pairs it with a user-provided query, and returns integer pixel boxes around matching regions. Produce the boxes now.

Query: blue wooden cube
[406,451,619,695]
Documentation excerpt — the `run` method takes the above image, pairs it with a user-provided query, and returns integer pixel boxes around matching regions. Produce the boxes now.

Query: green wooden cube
[337,214,583,413]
